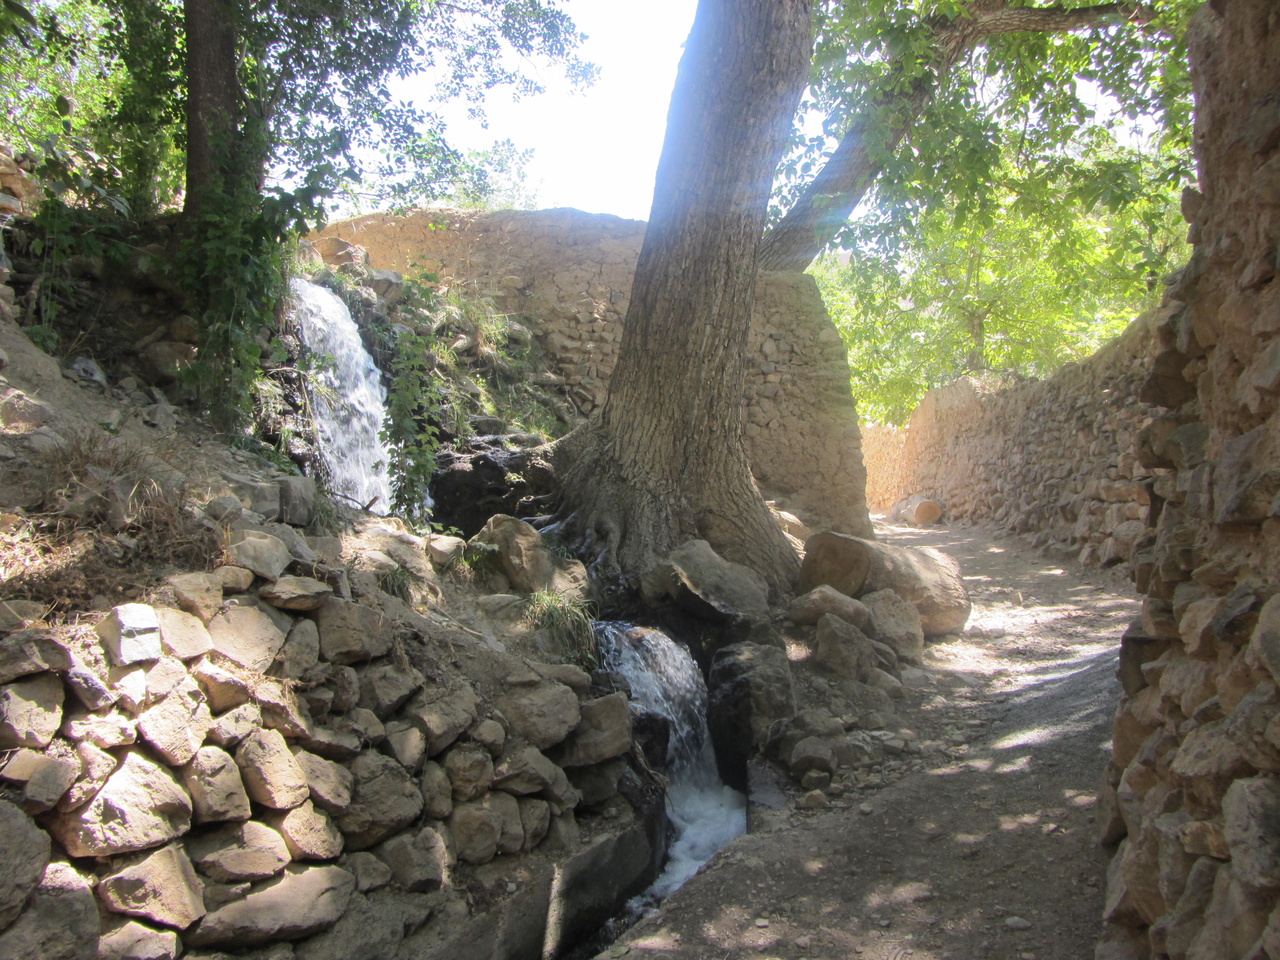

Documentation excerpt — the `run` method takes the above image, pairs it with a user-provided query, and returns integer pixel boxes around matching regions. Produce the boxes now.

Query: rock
[276,620,320,679]
[0,797,50,932]
[191,657,252,713]
[813,613,876,682]
[98,919,181,960]
[359,661,424,718]
[263,800,344,860]
[0,862,97,960]
[550,692,630,767]
[496,679,580,750]
[49,750,192,856]
[186,864,354,947]
[137,676,212,766]
[254,678,313,738]
[798,531,873,598]
[216,565,256,593]
[643,538,770,621]
[62,709,137,749]
[154,607,214,661]
[207,606,287,672]
[1223,775,1280,888]
[293,748,354,814]
[372,827,451,891]
[707,642,797,792]
[427,535,466,567]
[0,629,72,684]
[1170,719,1254,819]
[469,514,589,600]
[96,844,206,929]
[227,530,293,581]
[485,790,524,854]
[403,683,479,755]
[785,585,872,630]
[144,658,188,701]
[235,727,309,809]
[336,752,424,850]
[187,821,291,882]
[419,761,453,819]
[469,718,506,757]
[65,661,115,711]
[567,758,626,806]
[316,599,393,664]
[345,852,392,893]
[260,576,333,611]
[208,702,263,747]
[448,800,501,864]
[293,889,432,960]
[166,573,224,626]
[95,604,163,666]
[862,589,926,664]
[277,476,316,527]
[443,743,494,801]
[183,746,252,823]
[1,748,79,812]
[788,736,836,778]
[518,797,551,850]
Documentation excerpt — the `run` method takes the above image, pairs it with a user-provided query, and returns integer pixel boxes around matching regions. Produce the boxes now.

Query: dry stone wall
[317,209,872,537]
[0,496,655,959]
[863,311,1162,569]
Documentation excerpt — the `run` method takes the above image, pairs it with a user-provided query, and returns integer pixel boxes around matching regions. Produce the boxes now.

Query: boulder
[188,821,291,882]
[862,589,926,664]
[642,539,769,620]
[96,844,206,929]
[419,761,453,819]
[182,746,252,823]
[798,531,872,598]
[0,797,50,933]
[518,797,552,851]
[276,619,320,679]
[277,476,317,527]
[336,752,424,850]
[469,514,588,600]
[0,862,98,960]
[785,585,871,630]
[49,751,192,857]
[186,864,354,947]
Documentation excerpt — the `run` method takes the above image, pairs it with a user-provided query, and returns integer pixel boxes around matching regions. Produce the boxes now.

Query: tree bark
[182,0,239,219]
[552,0,812,599]
[758,0,1152,273]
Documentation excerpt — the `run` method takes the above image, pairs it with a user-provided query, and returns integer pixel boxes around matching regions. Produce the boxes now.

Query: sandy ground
[599,520,1138,960]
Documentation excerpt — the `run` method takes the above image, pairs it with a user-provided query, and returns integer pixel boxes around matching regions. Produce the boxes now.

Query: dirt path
[601,521,1138,960]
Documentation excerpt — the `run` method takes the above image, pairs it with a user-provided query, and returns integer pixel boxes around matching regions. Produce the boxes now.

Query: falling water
[290,278,395,513]
[595,622,746,901]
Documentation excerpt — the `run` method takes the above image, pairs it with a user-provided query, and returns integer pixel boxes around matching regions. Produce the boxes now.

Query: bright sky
[396,0,698,222]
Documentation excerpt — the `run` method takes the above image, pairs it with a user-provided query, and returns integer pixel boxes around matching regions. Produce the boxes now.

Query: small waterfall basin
[595,622,747,902]
[289,278,394,512]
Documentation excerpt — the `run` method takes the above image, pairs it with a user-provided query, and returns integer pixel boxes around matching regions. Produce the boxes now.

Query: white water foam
[290,278,395,513]
[596,622,746,901]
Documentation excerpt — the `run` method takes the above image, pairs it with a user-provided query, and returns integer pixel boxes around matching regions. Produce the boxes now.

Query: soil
[601,518,1138,960]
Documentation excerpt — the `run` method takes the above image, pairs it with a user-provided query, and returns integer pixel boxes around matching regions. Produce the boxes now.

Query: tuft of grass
[524,590,597,668]
[375,564,418,604]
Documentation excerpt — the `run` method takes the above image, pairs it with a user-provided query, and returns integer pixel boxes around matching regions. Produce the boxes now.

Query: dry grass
[0,428,219,616]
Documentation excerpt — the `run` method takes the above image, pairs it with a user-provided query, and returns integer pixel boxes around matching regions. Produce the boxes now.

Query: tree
[550,0,812,598]
[816,145,1185,425]
[761,0,1196,272]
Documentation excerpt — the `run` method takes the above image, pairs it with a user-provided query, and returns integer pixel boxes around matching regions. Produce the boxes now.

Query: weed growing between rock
[523,589,596,668]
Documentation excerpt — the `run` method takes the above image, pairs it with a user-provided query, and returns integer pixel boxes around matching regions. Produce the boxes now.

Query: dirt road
[600,521,1137,960]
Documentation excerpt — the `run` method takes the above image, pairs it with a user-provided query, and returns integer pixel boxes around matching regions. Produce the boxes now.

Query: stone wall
[1093,4,1280,958]
[318,209,873,538]
[863,309,1162,567]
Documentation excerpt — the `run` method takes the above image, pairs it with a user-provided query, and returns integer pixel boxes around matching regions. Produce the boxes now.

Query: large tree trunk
[758,0,1149,273]
[182,0,239,219]
[552,0,812,599]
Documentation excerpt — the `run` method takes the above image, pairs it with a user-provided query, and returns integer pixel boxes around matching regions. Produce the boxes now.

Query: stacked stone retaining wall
[317,209,872,538]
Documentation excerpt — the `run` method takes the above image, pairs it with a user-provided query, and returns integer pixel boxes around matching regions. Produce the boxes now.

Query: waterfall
[595,622,746,901]
[290,278,395,513]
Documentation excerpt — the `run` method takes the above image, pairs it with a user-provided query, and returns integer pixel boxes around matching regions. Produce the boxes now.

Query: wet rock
[49,750,191,857]
[707,641,797,792]
[186,864,354,947]
[97,844,206,929]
